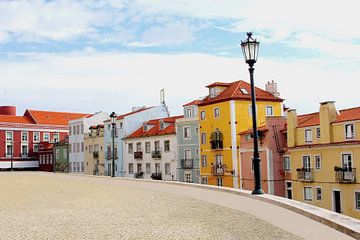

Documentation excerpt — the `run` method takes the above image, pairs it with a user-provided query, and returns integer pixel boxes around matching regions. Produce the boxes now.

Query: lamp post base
[251,188,264,195]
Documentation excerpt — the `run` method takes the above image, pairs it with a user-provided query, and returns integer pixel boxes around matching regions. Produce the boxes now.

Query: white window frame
[355,191,360,210]
[305,129,312,143]
[145,142,150,153]
[200,111,206,120]
[146,163,151,174]
[33,144,39,153]
[201,133,206,144]
[316,127,321,139]
[53,133,60,142]
[303,155,311,169]
[164,140,170,152]
[33,132,40,143]
[129,163,134,174]
[184,149,191,160]
[21,144,28,156]
[265,106,274,116]
[165,163,171,175]
[43,133,50,142]
[201,155,207,167]
[316,187,322,201]
[283,155,291,171]
[5,131,13,142]
[186,108,192,118]
[214,107,220,119]
[183,126,191,139]
[345,123,355,140]
[21,132,28,142]
[315,155,321,170]
[304,187,313,201]
[341,153,353,170]
[128,143,133,154]
[285,181,292,199]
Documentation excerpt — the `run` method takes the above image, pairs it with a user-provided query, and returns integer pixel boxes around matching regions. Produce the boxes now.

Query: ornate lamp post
[240,32,264,195]
[110,112,117,177]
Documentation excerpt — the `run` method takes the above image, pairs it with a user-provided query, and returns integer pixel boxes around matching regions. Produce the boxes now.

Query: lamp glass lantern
[110,112,117,124]
[240,32,260,65]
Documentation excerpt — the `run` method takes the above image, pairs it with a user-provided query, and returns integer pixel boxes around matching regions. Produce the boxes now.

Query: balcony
[211,140,223,150]
[335,167,356,183]
[151,150,161,159]
[134,151,143,160]
[134,172,144,179]
[297,168,314,182]
[180,159,193,169]
[93,151,99,158]
[151,172,162,180]
[212,164,226,176]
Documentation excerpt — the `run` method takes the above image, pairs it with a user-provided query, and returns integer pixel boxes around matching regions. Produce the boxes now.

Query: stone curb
[63,173,360,239]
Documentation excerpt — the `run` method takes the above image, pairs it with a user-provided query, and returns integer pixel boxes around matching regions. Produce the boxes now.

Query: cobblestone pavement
[0,172,304,240]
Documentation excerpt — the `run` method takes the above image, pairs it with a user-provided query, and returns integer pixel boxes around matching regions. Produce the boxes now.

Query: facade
[0,106,88,170]
[69,111,108,173]
[175,101,201,183]
[198,81,283,188]
[103,106,168,177]
[84,124,105,176]
[239,117,287,196]
[123,116,182,181]
[53,137,69,173]
[287,101,360,219]
[38,142,54,172]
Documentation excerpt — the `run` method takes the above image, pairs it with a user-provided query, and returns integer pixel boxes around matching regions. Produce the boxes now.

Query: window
[136,142,142,152]
[77,143,80,153]
[240,88,249,94]
[266,106,274,116]
[195,148,199,157]
[342,153,352,170]
[33,132,40,142]
[201,133,206,144]
[159,121,164,130]
[145,142,150,153]
[33,144,39,153]
[316,128,321,139]
[21,132,28,142]
[184,149,191,160]
[129,163,134,174]
[69,126,72,135]
[155,163,160,173]
[315,155,321,170]
[21,145,28,156]
[303,156,311,169]
[6,131,13,141]
[53,133,60,142]
[217,177,223,187]
[76,125,80,135]
[355,192,360,210]
[119,122,123,129]
[146,163,151,174]
[345,124,355,139]
[245,134,252,141]
[164,140,170,152]
[186,108,192,118]
[81,142,84,152]
[316,187,322,200]
[201,155,207,167]
[214,108,220,118]
[304,187,313,201]
[128,143,133,154]
[154,141,160,151]
[200,111,206,120]
[6,144,13,156]
[137,163,142,173]
[43,133,50,142]
[165,163,171,175]
[73,126,76,135]
[183,126,191,139]
[305,129,312,143]
[201,177,208,185]
[283,156,291,171]
[81,124,84,134]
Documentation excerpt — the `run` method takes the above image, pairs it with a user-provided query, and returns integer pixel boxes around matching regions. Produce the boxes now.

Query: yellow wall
[84,130,105,176]
[199,99,282,188]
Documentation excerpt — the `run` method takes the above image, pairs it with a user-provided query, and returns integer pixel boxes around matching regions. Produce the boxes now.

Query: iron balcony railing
[134,151,143,160]
[297,168,314,182]
[151,150,161,159]
[212,164,226,176]
[93,151,99,158]
[211,140,223,150]
[151,172,162,180]
[335,167,356,183]
[180,159,193,169]
[135,172,144,179]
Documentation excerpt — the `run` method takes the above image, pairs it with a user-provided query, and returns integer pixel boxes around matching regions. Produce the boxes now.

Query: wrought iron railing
[134,151,143,159]
[297,168,314,182]
[335,167,356,183]
[211,140,223,150]
[180,159,193,169]
[151,150,161,159]
[151,172,162,180]
[212,164,226,176]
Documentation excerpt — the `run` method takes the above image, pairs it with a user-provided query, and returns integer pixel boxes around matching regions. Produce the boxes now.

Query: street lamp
[240,32,263,195]
[110,112,117,177]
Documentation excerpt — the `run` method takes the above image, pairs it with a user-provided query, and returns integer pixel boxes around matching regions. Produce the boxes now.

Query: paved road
[0,172,354,239]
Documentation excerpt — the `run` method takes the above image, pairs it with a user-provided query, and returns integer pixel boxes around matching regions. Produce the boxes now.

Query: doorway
[333,190,341,213]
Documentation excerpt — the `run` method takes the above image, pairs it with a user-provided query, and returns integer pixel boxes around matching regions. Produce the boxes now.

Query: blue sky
[1,0,360,116]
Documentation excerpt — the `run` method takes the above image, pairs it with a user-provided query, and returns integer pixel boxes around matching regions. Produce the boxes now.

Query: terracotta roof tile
[198,80,283,106]
[336,107,360,123]
[0,115,35,124]
[126,115,183,139]
[297,112,320,128]
[26,110,90,126]
[206,82,232,88]
[183,100,202,107]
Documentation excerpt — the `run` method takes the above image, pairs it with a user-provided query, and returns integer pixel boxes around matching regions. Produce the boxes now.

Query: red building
[0,106,89,170]
[239,116,288,197]
[38,142,54,172]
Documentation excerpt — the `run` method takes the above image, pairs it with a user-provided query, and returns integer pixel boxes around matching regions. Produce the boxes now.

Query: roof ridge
[230,81,243,98]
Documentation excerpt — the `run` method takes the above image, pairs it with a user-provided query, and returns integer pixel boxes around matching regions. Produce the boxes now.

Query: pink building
[239,116,289,197]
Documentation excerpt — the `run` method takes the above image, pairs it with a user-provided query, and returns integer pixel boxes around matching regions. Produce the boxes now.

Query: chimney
[0,106,16,116]
[319,101,337,144]
[265,80,279,97]
[287,109,298,147]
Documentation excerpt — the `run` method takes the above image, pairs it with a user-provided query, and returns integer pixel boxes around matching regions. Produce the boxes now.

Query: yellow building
[198,80,283,188]
[287,101,360,219]
[84,124,105,176]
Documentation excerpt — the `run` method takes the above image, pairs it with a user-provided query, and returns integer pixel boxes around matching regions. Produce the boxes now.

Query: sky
[1,0,360,116]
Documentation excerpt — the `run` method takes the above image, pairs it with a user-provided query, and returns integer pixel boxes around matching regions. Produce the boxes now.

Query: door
[342,154,352,170]
[303,156,311,170]
[155,163,160,173]
[286,181,292,199]
[333,190,341,213]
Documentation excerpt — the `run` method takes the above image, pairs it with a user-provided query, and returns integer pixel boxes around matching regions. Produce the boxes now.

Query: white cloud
[0,51,358,115]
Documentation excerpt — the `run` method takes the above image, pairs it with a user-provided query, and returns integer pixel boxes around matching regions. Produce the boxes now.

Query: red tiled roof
[0,115,35,124]
[89,124,104,129]
[116,107,154,120]
[126,115,183,139]
[239,125,268,135]
[206,82,232,88]
[198,80,283,106]
[297,106,360,128]
[26,110,90,126]
[183,100,202,107]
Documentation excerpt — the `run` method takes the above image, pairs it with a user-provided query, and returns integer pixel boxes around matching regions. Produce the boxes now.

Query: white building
[123,116,182,181]
[69,111,108,173]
